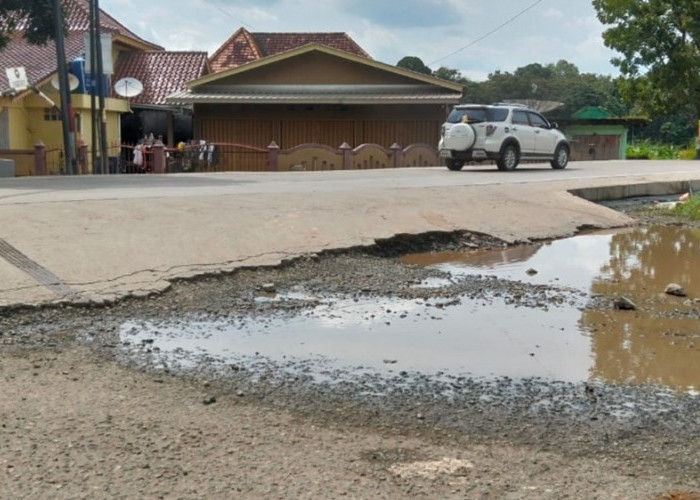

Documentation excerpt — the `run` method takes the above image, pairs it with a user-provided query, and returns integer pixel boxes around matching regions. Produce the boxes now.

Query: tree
[396,56,432,75]
[0,0,57,50]
[592,0,700,119]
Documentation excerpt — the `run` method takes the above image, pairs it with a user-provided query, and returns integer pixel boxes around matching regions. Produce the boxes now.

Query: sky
[99,0,620,81]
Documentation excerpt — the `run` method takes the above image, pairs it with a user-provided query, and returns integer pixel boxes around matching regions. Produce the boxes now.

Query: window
[527,112,549,129]
[447,107,509,124]
[512,110,530,125]
[44,108,61,121]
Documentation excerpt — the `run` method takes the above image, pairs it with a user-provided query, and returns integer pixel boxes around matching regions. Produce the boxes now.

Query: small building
[558,106,648,161]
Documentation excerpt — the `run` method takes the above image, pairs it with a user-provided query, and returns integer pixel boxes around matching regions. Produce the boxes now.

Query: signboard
[5,67,28,91]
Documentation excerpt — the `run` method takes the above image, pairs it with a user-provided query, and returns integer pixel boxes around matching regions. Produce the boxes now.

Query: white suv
[438,104,570,171]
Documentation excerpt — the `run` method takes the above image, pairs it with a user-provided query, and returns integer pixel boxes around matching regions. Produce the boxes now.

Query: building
[0,0,206,175]
[559,106,648,161]
[167,28,463,170]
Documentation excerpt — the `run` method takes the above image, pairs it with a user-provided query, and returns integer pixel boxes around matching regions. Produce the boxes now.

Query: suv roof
[451,103,532,110]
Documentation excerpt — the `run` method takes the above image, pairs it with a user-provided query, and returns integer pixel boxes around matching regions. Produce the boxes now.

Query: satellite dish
[51,73,79,91]
[114,77,143,98]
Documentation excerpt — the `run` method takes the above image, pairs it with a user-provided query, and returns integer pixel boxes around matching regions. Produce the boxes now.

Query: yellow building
[0,0,163,175]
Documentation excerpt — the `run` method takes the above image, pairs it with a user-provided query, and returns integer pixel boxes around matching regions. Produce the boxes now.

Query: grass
[673,193,700,219]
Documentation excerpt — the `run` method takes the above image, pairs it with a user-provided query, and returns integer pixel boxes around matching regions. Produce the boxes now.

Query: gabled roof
[209,27,370,73]
[169,44,463,105]
[0,0,162,95]
[112,51,209,105]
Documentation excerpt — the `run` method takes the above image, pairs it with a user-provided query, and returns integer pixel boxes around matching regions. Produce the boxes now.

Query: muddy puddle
[120,225,700,392]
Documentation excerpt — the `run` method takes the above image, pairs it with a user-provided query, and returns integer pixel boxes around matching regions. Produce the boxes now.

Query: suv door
[527,111,556,155]
[511,110,536,155]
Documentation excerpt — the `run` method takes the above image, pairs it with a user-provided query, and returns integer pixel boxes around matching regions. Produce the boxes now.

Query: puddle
[120,226,700,392]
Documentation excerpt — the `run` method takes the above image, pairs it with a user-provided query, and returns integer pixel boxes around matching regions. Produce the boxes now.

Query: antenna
[114,77,143,98]
[113,77,143,112]
[51,72,79,91]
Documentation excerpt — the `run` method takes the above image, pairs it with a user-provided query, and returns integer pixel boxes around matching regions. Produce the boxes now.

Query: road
[1,159,700,307]
[1,159,700,203]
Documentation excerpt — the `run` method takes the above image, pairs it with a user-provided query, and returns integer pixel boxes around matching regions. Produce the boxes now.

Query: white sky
[99,0,619,81]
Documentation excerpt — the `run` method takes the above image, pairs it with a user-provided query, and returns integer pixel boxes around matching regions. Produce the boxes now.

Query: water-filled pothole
[120,225,700,391]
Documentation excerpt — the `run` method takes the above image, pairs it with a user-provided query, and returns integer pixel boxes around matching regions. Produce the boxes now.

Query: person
[133,141,144,172]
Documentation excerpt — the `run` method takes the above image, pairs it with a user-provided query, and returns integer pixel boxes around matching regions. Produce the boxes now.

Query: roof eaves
[165,89,463,105]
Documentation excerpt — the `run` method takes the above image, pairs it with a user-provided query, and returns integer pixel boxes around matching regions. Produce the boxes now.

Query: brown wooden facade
[195,103,445,148]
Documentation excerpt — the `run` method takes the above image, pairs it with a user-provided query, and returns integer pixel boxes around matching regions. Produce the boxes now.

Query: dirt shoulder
[2,346,696,500]
[2,209,700,499]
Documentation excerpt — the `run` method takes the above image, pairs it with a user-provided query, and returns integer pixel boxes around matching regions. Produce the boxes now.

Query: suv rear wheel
[446,158,465,171]
[497,143,519,171]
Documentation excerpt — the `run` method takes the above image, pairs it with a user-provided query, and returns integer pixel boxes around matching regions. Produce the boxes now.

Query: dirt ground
[2,205,700,499]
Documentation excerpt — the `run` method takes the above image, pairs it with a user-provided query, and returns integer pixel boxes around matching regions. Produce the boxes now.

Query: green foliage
[592,0,700,119]
[625,140,686,160]
[628,106,696,146]
[396,56,432,75]
[395,57,625,118]
[0,0,58,50]
[432,66,467,83]
[673,194,700,220]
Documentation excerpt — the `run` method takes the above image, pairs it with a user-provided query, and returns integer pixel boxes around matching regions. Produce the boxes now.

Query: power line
[206,1,257,30]
[428,0,544,66]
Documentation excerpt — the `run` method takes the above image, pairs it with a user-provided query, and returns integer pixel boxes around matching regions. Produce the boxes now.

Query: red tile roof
[0,0,161,95]
[112,51,209,105]
[12,0,159,48]
[209,28,371,73]
[0,31,85,94]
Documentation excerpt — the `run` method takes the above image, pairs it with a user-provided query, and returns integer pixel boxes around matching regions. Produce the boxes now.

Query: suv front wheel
[497,143,520,171]
[550,144,569,169]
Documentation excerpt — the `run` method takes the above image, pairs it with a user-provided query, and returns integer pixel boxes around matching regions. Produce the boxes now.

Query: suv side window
[512,110,530,126]
[527,112,549,129]
[489,108,509,122]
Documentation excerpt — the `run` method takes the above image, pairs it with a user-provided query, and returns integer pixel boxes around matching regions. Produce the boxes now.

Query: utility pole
[52,0,76,174]
[89,0,99,173]
[94,0,109,175]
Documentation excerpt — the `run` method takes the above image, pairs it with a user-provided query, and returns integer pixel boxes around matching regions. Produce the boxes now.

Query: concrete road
[1,159,700,308]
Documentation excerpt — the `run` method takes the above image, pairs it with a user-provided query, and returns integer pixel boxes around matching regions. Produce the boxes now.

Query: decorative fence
[160,141,439,172]
[1,140,440,176]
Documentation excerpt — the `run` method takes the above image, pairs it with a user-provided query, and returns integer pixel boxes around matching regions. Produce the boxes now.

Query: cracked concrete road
[1,160,700,308]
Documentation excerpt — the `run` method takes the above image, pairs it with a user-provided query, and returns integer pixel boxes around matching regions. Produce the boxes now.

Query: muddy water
[120,226,700,391]
[402,226,700,391]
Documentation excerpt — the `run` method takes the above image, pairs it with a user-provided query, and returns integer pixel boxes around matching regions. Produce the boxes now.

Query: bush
[673,193,700,219]
[626,140,685,160]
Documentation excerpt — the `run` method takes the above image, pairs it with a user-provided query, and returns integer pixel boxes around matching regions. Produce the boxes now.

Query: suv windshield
[447,107,509,124]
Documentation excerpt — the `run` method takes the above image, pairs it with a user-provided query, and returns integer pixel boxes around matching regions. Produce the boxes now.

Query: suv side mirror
[550,122,559,129]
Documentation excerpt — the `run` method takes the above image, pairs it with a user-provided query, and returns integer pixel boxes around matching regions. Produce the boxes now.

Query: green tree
[396,56,432,75]
[0,0,57,50]
[592,0,700,119]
